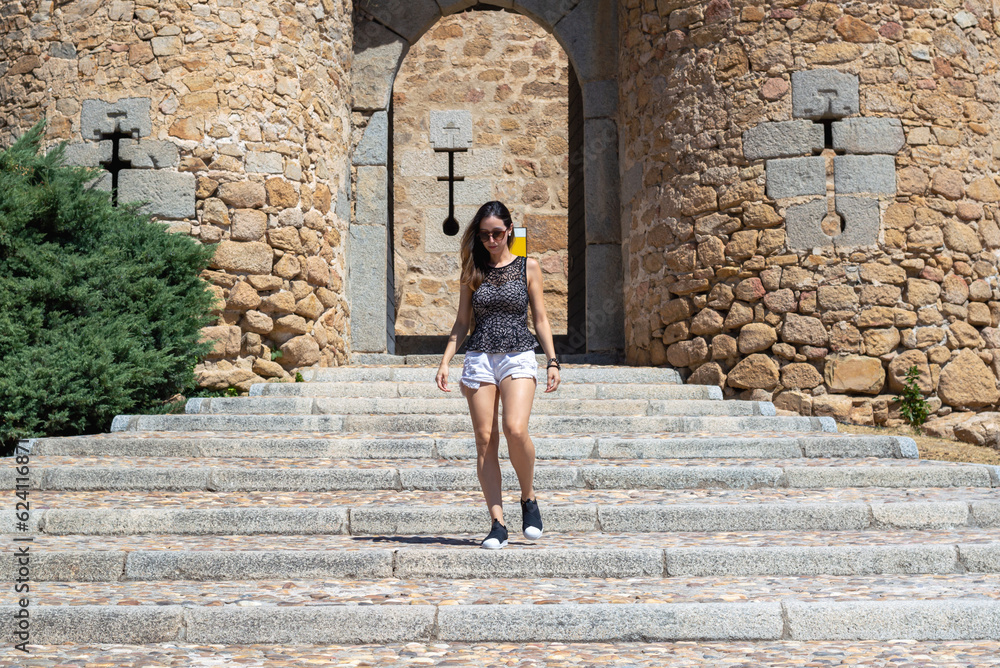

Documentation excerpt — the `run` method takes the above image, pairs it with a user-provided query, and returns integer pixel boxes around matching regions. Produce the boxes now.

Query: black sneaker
[481,518,508,550]
[521,498,543,540]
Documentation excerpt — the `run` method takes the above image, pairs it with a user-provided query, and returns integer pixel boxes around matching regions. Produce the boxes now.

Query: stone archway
[347,0,622,357]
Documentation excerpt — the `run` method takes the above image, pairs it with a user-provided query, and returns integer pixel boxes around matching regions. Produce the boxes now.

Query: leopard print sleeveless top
[465,255,538,354]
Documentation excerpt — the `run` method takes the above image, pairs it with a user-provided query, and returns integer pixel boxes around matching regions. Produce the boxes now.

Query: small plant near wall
[894,365,930,433]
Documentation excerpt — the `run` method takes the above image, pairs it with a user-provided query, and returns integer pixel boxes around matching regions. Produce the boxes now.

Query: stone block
[117,170,196,220]
[356,166,387,226]
[765,156,826,199]
[824,355,886,394]
[125,550,393,581]
[348,225,387,352]
[218,182,266,209]
[49,41,77,59]
[666,545,958,577]
[791,69,859,119]
[0,606,184,644]
[425,206,477,253]
[960,544,1000,572]
[60,140,112,167]
[395,548,662,579]
[246,151,283,174]
[511,0,581,31]
[353,110,388,165]
[119,139,179,168]
[151,35,182,56]
[871,501,969,528]
[582,79,618,119]
[599,503,869,532]
[833,196,880,247]
[87,172,113,192]
[438,0,478,14]
[352,19,407,111]
[81,97,152,139]
[551,0,617,83]
[586,243,624,352]
[230,209,267,242]
[211,241,273,275]
[743,120,824,161]
[437,602,783,642]
[785,600,1000,640]
[584,118,620,244]
[785,199,829,250]
[355,0,441,44]
[183,606,435,644]
[833,155,896,195]
[429,110,473,151]
[832,117,905,155]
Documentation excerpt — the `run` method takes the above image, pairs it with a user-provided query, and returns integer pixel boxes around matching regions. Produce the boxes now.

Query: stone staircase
[6,362,1000,658]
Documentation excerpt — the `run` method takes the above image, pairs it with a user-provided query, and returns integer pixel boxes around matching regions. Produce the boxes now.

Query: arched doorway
[347,0,622,359]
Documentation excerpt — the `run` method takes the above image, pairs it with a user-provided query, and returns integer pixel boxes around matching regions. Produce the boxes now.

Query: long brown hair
[460,201,515,291]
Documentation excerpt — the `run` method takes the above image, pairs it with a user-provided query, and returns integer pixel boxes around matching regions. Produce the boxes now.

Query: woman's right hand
[436,363,450,392]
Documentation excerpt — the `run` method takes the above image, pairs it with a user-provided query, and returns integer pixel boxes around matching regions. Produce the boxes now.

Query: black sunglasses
[478,229,508,242]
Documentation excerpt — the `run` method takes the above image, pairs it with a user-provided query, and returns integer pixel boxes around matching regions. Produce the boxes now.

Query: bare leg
[462,381,503,523]
[499,376,537,501]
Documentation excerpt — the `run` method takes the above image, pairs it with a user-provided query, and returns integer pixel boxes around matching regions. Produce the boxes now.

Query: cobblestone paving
[30,486,1000,509]
[5,641,1000,667]
[8,574,1000,607]
[25,528,1000,551]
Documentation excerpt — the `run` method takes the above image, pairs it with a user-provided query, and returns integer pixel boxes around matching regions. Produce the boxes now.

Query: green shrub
[0,123,217,454]
[894,365,931,432]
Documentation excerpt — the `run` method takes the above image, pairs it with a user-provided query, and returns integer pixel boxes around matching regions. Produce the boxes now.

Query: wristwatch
[547,357,560,369]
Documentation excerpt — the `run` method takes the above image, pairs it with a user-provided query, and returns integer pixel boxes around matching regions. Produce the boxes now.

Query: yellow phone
[511,226,527,257]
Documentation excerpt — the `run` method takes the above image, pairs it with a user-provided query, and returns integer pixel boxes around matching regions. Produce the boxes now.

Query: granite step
[185,396,771,417]
[4,592,1000,643]
[302,366,684,384]
[23,526,1000,551]
[352,352,623,366]
[108,413,834,434]
[18,488,1000,535]
[7,537,1000,582]
[25,433,919,460]
[11,460,996,492]
[250,380,721,400]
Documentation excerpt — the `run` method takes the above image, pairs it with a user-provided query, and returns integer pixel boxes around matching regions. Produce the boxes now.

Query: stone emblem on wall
[428,109,474,244]
[429,110,473,151]
[61,97,195,220]
[742,70,904,250]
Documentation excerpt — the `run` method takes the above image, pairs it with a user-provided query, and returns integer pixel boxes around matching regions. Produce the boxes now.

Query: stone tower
[619,0,1000,424]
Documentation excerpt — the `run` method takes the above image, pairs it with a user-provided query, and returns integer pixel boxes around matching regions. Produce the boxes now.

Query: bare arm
[437,283,474,392]
[526,257,560,392]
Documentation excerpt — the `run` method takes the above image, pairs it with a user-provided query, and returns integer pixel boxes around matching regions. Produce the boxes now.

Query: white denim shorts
[461,350,538,390]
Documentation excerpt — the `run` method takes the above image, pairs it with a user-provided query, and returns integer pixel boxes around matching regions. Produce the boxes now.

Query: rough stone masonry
[5,0,1000,428]
[620,0,1000,427]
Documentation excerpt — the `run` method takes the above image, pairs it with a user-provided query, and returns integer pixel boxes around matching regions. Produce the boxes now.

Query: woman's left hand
[545,366,560,393]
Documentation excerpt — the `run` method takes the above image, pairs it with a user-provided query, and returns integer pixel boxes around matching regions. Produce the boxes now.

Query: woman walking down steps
[436,201,561,550]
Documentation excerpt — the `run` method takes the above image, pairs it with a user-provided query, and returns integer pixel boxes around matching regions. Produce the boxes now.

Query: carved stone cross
[98,128,135,206]
[741,69,903,250]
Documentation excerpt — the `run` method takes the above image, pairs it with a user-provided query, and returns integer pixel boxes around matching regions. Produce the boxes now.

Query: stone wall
[389,9,570,337]
[619,0,1000,425]
[0,0,354,390]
